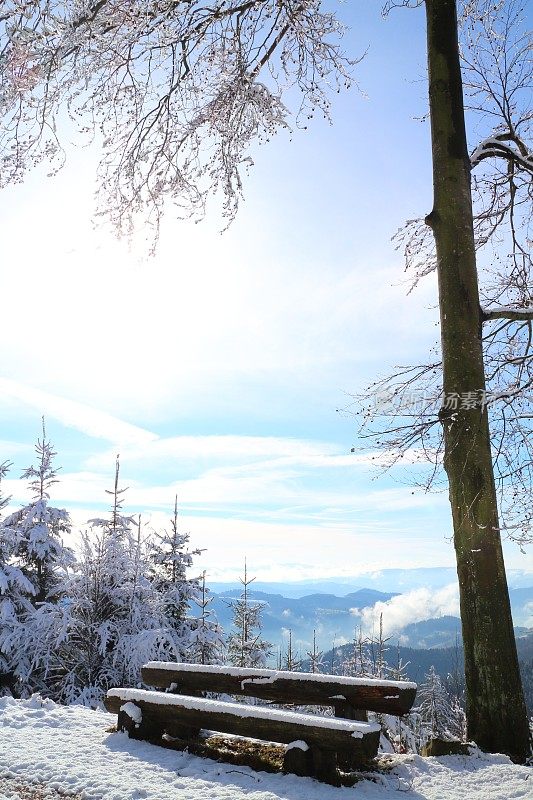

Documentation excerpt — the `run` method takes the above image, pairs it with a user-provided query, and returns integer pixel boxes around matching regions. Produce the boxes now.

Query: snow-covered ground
[0,696,530,800]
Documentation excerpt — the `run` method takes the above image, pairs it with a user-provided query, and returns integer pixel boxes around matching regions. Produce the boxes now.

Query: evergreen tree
[148,496,201,640]
[0,460,33,689]
[30,459,184,705]
[366,614,391,679]
[282,629,301,672]
[2,423,73,605]
[306,629,324,674]
[380,643,417,755]
[0,461,11,517]
[227,561,271,668]
[328,635,343,676]
[341,628,375,678]
[187,572,225,665]
[0,427,74,695]
[417,665,461,743]
[386,642,411,683]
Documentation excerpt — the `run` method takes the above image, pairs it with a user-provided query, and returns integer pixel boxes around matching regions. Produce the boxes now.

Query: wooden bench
[141,661,417,719]
[105,664,416,785]
[105,687,381,783]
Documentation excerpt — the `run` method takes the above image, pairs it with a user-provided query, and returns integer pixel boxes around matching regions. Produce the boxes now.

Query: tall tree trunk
[424,0,530,763]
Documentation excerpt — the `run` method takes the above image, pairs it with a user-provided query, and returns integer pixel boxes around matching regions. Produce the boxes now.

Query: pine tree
[365,614,391,679]
[0,461,11,517]
[282,629,301,672]
[227,561,271,668]
[34,458,182,705]
[328,635,343,676]
[0,460,34,690]
[341,628,374,678]
[0,427,74,695]
[386,642,411,683]
[306,629,324,674]
[148,496,201,640]
[187,572,225,665]
[417,665,459,744]
[2,422,73,605]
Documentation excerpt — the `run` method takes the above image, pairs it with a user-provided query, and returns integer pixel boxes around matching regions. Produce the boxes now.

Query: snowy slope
[0,697,531,800]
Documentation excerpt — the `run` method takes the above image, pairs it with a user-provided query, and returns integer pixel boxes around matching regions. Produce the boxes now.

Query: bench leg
[283,745,339,784]
[334,702,367,722]
[117,707,164,742]
[309,747,340,786]
[283,745,313,777]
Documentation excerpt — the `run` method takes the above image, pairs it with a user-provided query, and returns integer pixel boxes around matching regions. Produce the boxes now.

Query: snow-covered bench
[105,665,416,784]
[141,662,417,719]
[105,687,381,784]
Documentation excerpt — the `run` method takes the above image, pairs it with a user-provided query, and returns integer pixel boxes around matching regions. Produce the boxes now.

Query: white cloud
[359,583,460,636]
[19,465,444,521]
[2,500,452,584]
[0,440,33,457]
[0,378,155,446]
[84,435,340,471]
[523,601,533,628]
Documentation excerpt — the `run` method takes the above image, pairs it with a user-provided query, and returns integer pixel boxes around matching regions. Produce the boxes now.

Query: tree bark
[424,0,530,763]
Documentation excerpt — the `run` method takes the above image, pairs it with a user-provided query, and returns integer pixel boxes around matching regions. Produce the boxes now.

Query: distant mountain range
[209,580,532,653]
[211,588,395,653]
[209,567,532,598]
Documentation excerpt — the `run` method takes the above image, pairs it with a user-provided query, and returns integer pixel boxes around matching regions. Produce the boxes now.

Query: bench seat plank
[141,662,416,716]
[105,687,381,759]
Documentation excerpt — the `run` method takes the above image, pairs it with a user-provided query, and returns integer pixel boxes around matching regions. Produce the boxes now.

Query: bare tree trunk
[424,0,530,763]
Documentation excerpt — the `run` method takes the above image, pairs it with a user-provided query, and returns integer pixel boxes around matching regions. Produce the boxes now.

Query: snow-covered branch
[482,305,533,322]
[0,0,357,247]
[471,133,533,174]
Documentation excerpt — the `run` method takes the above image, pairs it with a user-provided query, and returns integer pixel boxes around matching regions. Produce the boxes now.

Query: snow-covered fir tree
[341,628,374,678]
[387,642,411,683]
[2,423,73,605]
[328,635,344,675]
[226,561,271,668]
[306,629,324,674]
[0,460,34,690]
[366,614,391,679]
[187,572,225,665]
[148,495,201,644]
[29,459,198,706]
[378,643,418,755]
[282,629,301,672]
[65,460,179,703]
[417,665,465,744]
[0,427,74,695]
[0,461,11,517]
[337,625,419,754]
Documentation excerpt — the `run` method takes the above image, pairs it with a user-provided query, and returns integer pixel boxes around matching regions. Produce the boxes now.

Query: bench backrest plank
[141,662,416,716]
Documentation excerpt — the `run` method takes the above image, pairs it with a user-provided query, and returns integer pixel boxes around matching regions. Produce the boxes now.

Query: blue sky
[0,2,530,584]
